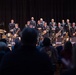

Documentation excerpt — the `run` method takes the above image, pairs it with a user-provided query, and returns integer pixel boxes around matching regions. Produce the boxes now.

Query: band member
[49,19,56,27]
[9,19,15,33]
[61,19,66,27]
[36,20,43,33]
[42,22,50,37]
[70,22,76,37]
[66,19,71,37]
[25,21,31,28]
[13,23,20,37]
[39,18,45,26]
[36,20,43,36]
[30,17,36,28]
[55,22,63,37]
[61,20,67,35]
[50,22,56,37]
[49,22,57,43]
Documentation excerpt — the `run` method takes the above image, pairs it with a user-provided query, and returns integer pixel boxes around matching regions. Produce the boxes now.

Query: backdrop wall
[0,0,76,31]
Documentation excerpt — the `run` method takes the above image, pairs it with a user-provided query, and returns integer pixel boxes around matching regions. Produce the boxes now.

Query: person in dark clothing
[61,20,66,27]
[65,19,71,37]
[0,28,54,75]
[55,22,63,37]
[61,43,76,75]
[9,19,15,32]
[70,22,76,37]
[42,22,50,37]
[30,17,36,28]
[13,23,21,37]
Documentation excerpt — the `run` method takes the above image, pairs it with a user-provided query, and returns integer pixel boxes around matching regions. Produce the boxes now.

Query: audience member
[61,41,73,71]
[60,43,76,75]
[0,28,54,75]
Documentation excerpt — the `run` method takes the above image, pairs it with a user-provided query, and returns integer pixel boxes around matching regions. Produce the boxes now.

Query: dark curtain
[28,0,76,23]
[0,0,27,31]
[0,0,76,31]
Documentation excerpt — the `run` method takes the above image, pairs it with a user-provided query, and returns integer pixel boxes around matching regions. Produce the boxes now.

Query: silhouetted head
[21,28,38,46]
[43,37,51,47]
[64,41,72,52]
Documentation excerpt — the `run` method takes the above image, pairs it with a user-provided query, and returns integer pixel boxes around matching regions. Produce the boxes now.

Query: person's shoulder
[36,48,49,58]
[0,51,14,66]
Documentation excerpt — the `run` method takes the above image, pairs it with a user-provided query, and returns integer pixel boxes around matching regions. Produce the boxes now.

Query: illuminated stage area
[0,0,76,75]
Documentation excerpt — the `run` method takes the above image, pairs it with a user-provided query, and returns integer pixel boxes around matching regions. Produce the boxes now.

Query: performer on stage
[49,19,56,27]
[30,17,36,28]
[55,22,63,37]
[66,19,71,37]
[9,19,15,33]
[61,19,66,27]
[36,20,43,38]
[39,18,45,26]
[49,22,57,43]
[50,22,56,37]
[36,20,43,32]
[42,22,50,37]
[25,21,31,28]
[61,19,66,29]
[13,23,20,37]
[70,22,76,37]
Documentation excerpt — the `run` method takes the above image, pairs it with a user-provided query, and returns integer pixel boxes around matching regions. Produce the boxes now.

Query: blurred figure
[40,37,58,65]
[49,19,56,27]
[39,18,45,26]
[66,19,71,37]
[25,21,30,28]
[9,19,15,33]
[42,22,50,37]
[61,20,66,27]
[61,41,73,71]
[13,23,21,37]
[0,28,54,75]
[30,17,36,28]
[70,22,76,37]
[36,20,43,39]
[50,22,57,43]
[55,22,63,37]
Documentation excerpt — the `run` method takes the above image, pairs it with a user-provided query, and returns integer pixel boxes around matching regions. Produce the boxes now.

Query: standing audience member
[61,41,73,71]
[0,28,54,75]
[61,43,76,75]
[40,37,58,73]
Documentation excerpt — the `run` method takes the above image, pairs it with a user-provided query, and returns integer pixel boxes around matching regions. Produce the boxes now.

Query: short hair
[21,28,38,45]
[64,41,72,52]
[43,37,51,46]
